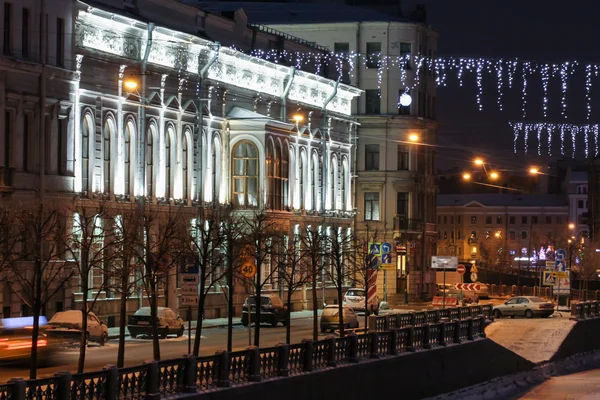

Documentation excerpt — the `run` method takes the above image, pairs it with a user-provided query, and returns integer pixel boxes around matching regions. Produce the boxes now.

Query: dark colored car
[241,294,289,327]
[127,307,185,338]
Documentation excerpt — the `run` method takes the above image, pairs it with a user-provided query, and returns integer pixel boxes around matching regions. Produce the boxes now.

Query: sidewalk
[107,310,320,339]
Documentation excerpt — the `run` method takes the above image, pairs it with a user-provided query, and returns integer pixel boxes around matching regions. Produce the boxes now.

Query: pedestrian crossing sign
[543,271,556,286]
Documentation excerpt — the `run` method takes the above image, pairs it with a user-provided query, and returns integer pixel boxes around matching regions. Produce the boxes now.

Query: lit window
[232,141,258,207]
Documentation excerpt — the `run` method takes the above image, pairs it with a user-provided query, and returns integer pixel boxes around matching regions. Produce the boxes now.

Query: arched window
[81,114,92,193]
[124,121,134,196]
[212,135,222,203]
[311,152,319,211]
[182,133,189,200]
[341,158,348,211]
[232,141,258,207]
[266,140,274,209]
[274,142,281,210]
[330,156,338,210]
[299,150,306,210]
[165,126,174,199]
[146,126,155,197]
[103,119,112,194]
[281,144,289,208]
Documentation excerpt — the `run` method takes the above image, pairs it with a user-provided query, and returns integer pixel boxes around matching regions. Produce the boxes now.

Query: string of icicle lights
[509,122,600,158]
[246,50,600,119]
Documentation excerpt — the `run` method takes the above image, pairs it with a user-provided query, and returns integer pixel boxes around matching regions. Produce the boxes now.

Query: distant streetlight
[529,167,540,175]
[568,222,575,230]
[474,158,484,166]
[462,173,471,180]
[124,79,138,91]
[408,133,419,143]
[490,171,499,180]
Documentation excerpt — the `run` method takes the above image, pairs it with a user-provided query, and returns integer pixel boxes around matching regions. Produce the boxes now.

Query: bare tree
[6,201,72,378]
[300,224,326,341]
[65,200,118,373]
[0,206,21,292]
[278,231,310,344]
[109,203,144,368]
[219,206,245,352]
[183,206,228,356]
[577,240,598,295]
[128,203,184,361]
[241,211,279,347]
[323,225,356,337]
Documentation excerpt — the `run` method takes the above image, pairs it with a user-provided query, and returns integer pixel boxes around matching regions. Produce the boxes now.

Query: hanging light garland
[509,122,600,157]
[248,50,600,119]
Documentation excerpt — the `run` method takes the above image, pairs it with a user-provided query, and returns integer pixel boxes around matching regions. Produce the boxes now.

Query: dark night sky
[401,0,600,172]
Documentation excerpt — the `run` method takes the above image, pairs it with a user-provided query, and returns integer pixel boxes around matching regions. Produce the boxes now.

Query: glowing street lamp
[568,222,575,230]
[529,167,540,175]
[462,173,471,181]
[490,171,499,180]
[293,114,303,124]
[408,133,419,143]
[474,158,484,166]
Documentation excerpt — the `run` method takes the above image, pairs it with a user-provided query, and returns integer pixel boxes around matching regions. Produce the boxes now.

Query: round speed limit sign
[240,262,257,278]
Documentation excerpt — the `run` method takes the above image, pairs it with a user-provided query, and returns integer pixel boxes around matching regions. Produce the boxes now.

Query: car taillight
[6,339,47,351]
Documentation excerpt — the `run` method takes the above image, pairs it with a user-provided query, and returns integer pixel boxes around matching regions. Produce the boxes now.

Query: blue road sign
[556,249,567,262]
[382,253,392,265]
[370,243,381,255]
[555,260,566,272]
[382,242,392,254]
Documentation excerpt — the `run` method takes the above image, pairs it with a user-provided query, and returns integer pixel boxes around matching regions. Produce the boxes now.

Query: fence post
[7,379,25,400]
[368,315,378,333]
[384,315,390,331]
[389,328,398,355]
[479,315,486,338]
[407,326,416,352]
[326,337,337,367]
[215,350,231,388]
[423,324,431,349]
[103,365,119,400]
[454,319,461,343]
[183,354,197,393]
[439,322,447,346]
[467,318,474,341]
[410,312,417,326]
[144,361,160,400]
[369,332,379,358]
[55,371,71,400]
[302,339,314,372]
[247,346,261,382]
[277,343,290,376]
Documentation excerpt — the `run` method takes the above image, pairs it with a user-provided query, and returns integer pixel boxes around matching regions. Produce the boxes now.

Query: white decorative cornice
[75,5,361,116]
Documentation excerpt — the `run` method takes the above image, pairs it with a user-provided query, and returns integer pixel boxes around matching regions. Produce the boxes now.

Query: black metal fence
[570,300,600,320]
[0,305,491,400]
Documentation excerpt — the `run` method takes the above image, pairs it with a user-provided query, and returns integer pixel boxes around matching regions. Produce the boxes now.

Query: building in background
[0,0,361,321]
[197,1,440,301]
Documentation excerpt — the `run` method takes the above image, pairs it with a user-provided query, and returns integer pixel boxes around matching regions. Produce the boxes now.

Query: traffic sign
[556,249,567,261]
[455,283,482,291]
[382,253,392,265]
[470,272,478,282]
[179,273,199,286]
[543,271,556,286]
[431,256,458,269]
[180,296,199,306]
[240,262,257,278]
[456,264,466,275]
[382,242,392,254]
[396,245,407,255]
[471,265,478,273]
[369,242,382,256]
[555,260,566,272]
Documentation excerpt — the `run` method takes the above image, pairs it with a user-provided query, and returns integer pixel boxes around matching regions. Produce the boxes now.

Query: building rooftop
[182,1,414,24]
[437,194,568,208]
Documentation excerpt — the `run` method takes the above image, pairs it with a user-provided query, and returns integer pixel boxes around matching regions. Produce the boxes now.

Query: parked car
[343,288,379,314]
[0,316,63,365]
[127,307,185,338]
[475,284,490,299]
[45,310,108,345]
[492,296,555,318]
[241,294,288,327]
[320,305,359,333]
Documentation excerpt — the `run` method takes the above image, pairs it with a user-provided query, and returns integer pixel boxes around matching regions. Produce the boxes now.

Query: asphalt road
[0,317,322,382]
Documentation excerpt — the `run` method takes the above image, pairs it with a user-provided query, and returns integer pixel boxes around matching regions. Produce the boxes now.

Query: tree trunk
[337,274,345,337]
[30,265,43,379]
[286,287,293,344]
[254,265,261,347]
[226,243,234,352]
[78,288,89,373]
[117,273,128,368]
[150,276,160,361]
[193,270,208,356]
[312,271,318,341]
